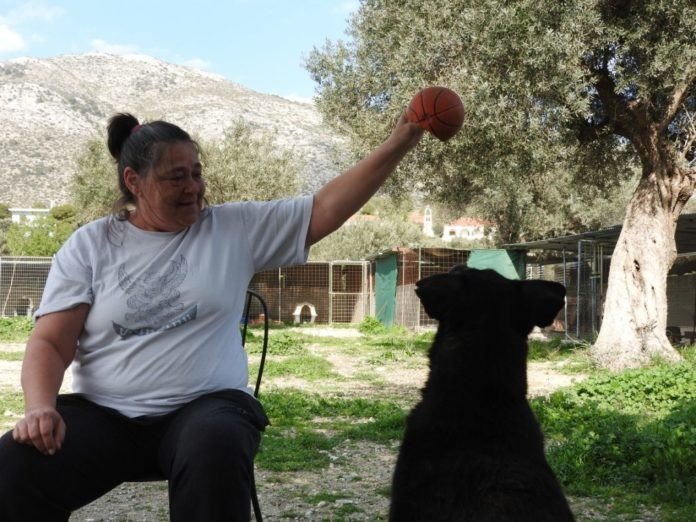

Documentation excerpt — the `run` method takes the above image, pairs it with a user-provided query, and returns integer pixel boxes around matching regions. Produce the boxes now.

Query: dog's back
[389,267,574,521]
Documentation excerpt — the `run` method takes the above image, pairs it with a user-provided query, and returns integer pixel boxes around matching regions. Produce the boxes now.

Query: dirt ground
[0,332,660,521]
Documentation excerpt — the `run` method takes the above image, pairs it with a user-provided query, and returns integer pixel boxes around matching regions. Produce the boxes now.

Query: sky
[0,0,359,102]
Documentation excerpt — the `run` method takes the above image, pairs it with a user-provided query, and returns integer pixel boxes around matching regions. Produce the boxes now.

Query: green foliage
[0,317,33,341]
[71,138,119,223]
[360,194,414,220]
[0,215,11,255]
[357,316,385,334]
[0,204,10,219]
[532,359,696,516]
[5,216,75,256]
[310,218,423,261]
[71,122,304,223]
[201,121,303,203]
[306,0,696,242]
[49,204,78,222]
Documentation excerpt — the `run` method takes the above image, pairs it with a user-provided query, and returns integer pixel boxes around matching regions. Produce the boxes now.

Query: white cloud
[90,38,139,55]
[0,3,63,55]
[7,2,64,23]
[0,21,25,52]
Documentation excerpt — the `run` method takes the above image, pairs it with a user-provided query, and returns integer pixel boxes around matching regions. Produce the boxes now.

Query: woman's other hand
[13,406,66,455]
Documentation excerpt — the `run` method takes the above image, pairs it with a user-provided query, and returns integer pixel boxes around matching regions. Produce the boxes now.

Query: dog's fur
[389,266,574,521]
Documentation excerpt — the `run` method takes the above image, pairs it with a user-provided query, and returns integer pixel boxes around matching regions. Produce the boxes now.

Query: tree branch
[680,107,696,162]
[592,57,636,140]
[659,63,696,133]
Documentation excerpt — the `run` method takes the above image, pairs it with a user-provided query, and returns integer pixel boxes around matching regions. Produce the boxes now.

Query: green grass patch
[0,351,24,362]
[255,354,336,381]
[528,337,580,361]
[0,390,25,430]
[0,317,32,342]
[255,390,407,472]
[258,428,334,471]
[245,330,310,356]
[532,357,696,521]
[305,491,351,505]
[527,338,594,373]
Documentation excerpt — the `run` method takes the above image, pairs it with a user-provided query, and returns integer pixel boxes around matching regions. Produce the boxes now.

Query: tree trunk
[592,169,685,370]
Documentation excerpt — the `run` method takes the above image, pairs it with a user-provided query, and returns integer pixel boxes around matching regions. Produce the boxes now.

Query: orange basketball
[407,86,464,141]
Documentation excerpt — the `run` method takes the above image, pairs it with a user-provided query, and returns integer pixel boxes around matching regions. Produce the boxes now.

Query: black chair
[242,289,269,521]
[125,289,270,521]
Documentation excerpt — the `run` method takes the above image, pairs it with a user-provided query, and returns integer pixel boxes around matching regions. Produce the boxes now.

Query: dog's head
[415,266,566,334]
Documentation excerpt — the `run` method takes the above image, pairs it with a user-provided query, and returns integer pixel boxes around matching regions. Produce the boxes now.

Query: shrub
[532,358,696,511]
[358,316,386,335]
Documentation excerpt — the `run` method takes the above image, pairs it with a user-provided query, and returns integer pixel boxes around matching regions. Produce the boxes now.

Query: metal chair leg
[251,469,263,521]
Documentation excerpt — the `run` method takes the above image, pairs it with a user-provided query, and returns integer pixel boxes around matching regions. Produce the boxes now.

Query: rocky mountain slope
[0,53,346,207]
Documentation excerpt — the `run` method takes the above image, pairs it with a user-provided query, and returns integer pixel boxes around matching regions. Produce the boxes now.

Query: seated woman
[0,111,423,521]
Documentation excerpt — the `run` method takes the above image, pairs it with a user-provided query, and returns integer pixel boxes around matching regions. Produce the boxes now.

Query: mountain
[0,53,347,208]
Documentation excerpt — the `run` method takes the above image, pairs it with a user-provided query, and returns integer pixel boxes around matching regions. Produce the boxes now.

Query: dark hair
[107,113,200,220]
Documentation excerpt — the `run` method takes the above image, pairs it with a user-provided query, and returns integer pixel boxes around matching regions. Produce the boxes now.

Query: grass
[0,351,24,362]
[253,327,696,521]
[0,317,694,520]
[0,317,32,342]
[255,390,408,472]
[0,389,24,432]
[531,347,696,522]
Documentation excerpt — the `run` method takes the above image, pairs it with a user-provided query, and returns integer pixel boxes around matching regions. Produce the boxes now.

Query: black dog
[389,266,574,521]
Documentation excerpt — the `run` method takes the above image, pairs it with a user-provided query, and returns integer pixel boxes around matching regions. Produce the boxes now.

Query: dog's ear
[415,273,459,321]
[520,280,566,328]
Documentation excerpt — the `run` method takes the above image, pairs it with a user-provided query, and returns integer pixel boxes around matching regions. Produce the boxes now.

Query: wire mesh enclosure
[248,261,371,325]
[0,250,469,328]
[0,257,53,317]
[391,248,470,329]
[526,241,610,341]
[13,245,695,340]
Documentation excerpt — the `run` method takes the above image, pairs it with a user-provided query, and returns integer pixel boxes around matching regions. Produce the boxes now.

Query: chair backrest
[241,289,270,398]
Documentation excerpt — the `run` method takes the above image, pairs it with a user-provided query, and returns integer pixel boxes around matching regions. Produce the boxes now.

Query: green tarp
[375,254,397,326]
[466,249,526,280]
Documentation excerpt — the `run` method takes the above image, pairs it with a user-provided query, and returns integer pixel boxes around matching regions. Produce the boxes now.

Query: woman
[0,111,423,521]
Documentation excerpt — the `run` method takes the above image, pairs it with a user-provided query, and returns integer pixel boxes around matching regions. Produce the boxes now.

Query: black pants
[0,389,268,522]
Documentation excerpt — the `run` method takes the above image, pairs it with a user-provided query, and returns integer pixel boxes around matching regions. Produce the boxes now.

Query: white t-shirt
[35,197,313,417]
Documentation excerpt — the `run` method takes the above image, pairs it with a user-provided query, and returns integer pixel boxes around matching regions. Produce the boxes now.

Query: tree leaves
[306,0,696,242]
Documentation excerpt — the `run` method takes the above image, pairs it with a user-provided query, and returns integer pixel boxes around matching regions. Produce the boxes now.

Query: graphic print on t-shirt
[112,254,197,338]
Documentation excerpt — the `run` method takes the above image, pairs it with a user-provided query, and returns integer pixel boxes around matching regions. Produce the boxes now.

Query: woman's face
[126,141,205,232]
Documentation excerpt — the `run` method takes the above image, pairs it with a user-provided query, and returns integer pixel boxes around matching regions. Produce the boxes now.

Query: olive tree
[306,0,696,369]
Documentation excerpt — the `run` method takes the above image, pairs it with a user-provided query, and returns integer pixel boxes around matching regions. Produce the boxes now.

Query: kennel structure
[6,216,696,341]
[371,247,471,329]
[246,249,472,327]
[247,261,372,325]
[506,212,696,342]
